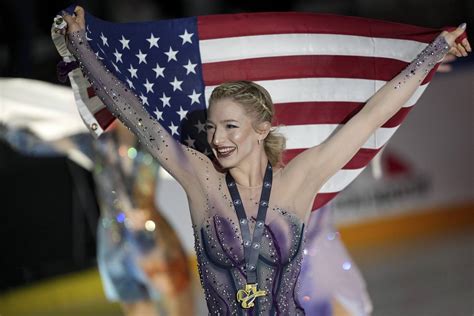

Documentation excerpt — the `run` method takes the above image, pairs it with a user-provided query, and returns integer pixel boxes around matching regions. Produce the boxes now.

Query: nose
[211,127,224,146]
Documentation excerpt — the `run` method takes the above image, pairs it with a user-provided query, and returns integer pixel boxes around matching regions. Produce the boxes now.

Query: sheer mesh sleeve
[66,30,211,190]
[393,35,450,90]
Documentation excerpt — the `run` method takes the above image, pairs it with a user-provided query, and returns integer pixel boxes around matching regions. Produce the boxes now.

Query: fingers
[462,38,471,53]
[452,23,467,37]
[74,6,86,28]
[457,43,467,57]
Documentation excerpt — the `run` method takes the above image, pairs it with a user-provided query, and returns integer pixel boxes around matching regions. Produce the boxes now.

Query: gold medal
[236,283,266,309]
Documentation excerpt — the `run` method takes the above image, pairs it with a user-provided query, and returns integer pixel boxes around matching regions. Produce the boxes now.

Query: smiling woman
[207,81,286,169]
[56,5,471,315]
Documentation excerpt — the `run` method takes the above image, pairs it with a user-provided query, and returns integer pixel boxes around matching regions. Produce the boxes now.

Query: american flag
[61,9,444,211]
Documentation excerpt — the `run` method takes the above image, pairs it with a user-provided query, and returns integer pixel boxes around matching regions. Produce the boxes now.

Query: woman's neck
[228,153,268,188]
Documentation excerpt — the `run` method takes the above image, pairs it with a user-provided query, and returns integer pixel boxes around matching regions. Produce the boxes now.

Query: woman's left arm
[287,25,470,192]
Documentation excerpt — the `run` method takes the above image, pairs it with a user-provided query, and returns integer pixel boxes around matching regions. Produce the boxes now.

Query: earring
[258,139,261,145]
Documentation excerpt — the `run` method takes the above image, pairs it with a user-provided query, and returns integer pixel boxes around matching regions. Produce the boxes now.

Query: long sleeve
[66,30,209,189]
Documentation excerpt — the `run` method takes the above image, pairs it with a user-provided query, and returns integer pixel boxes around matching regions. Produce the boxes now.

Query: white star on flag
[183,60,197,75]
[164,47,178,62]
[169,77,183,91]
[127,64,138,78]
[160,93,171,107]
[126,78,135,89]
[179,29,194,45]
[194,120,206,133]
[177,106,188,120]
[136,50,147,64]
[154,108,163,121]
[143,79,154,93]
[111,62,121,73]
[169,122,179,136]
[119,35,130,49]
[188,89,201,105]
[100,32,109,46]
[146,33,160,48]
[152,63,165,78]
[94,51,104,60]
[139,93,149,106]
[113,49,123,63]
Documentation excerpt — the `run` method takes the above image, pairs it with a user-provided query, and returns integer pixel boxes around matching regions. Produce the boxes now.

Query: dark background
[0,0,472,292]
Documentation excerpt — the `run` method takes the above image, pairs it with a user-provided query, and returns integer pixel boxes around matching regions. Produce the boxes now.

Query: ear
[256,121,271,140]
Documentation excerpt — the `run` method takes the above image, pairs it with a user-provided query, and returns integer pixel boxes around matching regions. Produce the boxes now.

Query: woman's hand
[440,23,471,57]
[62,6,86,34]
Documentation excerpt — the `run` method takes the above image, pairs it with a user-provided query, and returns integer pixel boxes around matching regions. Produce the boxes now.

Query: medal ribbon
[226,162,272,308]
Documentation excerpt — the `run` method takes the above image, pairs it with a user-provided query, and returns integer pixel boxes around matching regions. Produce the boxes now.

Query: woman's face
[206,98,260,169]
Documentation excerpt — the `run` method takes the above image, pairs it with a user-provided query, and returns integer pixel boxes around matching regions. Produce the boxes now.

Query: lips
[215,146,236,158]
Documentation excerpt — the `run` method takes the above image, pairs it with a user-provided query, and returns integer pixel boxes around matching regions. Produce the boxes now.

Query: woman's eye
[204,124,214,131]
[226,124,238,129]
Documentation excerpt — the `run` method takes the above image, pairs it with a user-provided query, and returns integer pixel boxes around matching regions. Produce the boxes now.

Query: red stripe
[94,108,115,130]
[203,56,403,85]
[202,56,437,87]
[313,193,338,210]
[274,102,413,128]
[283,147,381,170]
[87,86,96,98]
[198,12,440,43]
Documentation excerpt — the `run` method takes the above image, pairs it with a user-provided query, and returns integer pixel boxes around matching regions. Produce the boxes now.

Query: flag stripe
[274,102,412,128]
[320,168,365,192]
[204,78,428,106]
[279,124,399,150]
[199,33,430,63]
[202,55,436,86]
[198,12,438,42]
[284,148,382,170]
[313,193,339,210]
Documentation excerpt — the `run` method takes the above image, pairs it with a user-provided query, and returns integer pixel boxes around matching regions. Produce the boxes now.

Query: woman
[61,6,470,315]
[94,122,194,316]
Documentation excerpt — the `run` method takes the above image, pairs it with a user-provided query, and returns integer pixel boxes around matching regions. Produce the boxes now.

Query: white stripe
[279,124,399,150]
[320,168,365,193]
[205,78,428,107]
[199,34,428,63]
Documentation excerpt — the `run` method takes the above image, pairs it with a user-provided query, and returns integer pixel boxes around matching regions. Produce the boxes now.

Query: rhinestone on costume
[244,240,251,247]
[247,264,256,271]
[91,123,98,131]
[228,181,236,187]
[256,221,264,228]
[253,243,261,249]
[233,199,241,205]
[264,182,271,188]
[240,218,248,225]
[260,201,268,207]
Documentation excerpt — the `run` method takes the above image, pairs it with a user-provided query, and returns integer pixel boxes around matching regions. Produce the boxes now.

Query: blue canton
[84,13,209,153]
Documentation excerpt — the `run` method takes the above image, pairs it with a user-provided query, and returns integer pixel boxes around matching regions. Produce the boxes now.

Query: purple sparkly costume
[66,29,449,315]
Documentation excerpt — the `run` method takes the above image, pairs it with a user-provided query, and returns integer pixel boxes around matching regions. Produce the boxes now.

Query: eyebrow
[205,119,239,124]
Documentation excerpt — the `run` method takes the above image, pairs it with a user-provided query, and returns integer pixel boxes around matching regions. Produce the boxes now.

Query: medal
[226,162,273,309]
[236,283,267,309]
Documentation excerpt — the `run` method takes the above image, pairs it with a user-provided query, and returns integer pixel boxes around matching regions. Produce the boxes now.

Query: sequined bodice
[195,209,306,315]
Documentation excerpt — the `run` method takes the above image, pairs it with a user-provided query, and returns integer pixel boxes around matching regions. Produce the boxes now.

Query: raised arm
[286,25,470,195]
[62,7,211,191]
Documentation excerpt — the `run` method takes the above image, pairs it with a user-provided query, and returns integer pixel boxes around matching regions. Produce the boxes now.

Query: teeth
[217,147,234,154]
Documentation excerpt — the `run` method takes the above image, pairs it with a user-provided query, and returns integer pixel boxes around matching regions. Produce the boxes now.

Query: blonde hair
[209,81,286,166]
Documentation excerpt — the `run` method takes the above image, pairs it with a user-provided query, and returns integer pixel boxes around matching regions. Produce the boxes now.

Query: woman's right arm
[63,8,211,190]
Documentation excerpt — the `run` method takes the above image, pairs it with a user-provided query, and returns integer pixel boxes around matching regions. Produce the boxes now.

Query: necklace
[226,162,272,309]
